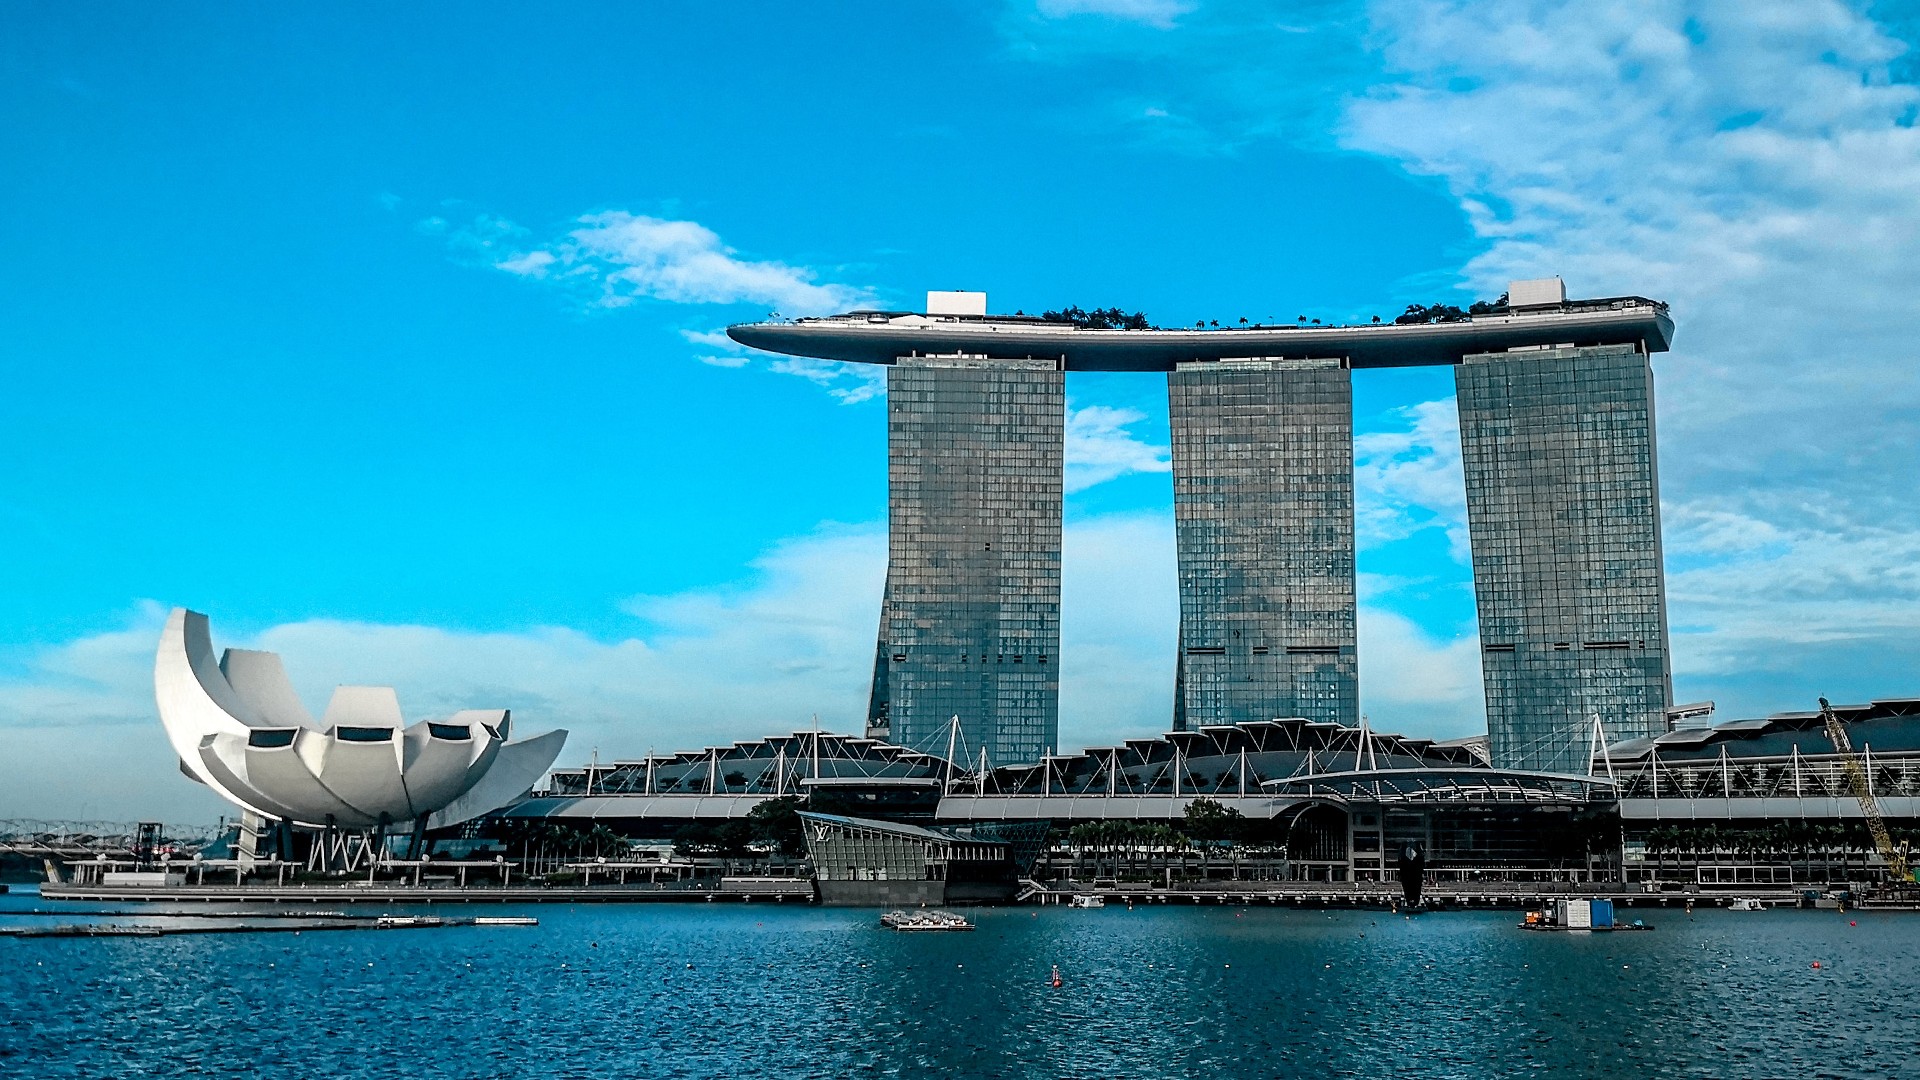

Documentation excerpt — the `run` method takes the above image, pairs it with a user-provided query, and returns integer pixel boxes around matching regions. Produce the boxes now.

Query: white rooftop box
[927,290,987,317]
[1508,277,1566,308]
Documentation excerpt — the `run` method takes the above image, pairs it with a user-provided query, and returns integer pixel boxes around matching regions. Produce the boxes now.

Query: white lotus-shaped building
[156,608,567,830]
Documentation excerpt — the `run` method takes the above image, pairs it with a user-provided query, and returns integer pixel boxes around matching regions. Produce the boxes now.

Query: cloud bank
[1064,404,1172,492]
[1010,0,1920,720]
[1343,0,1920,714]
[472,210,876,316]
[1,511,1485,820]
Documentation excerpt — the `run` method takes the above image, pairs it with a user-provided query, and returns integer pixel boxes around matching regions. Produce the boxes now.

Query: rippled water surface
[4,887,1917,1079]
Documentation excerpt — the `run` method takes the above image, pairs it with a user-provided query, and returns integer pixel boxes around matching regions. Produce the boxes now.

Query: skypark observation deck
[723,295,1673,371]
[728,281,1678,781]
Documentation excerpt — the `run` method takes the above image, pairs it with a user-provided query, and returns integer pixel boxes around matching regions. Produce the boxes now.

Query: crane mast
[1819,697,1911,882]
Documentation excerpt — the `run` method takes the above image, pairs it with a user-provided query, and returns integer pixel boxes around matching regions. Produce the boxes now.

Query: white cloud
[1357,605,1483,738]
[679,329,737,351]
[684,330,887,399]
[1338,0,1920,712]
[1035,0,1196,29]
[766,357,889,405]
[1352,396,1467,557]
[680,327,886,400]
[487,210,875,317]
[1013,1,1920,716]
[1058,513,1177,748]
[1064,404,1172,492]
[6,515,1268,819]
[680,327,754,369]
[418,210,530,264]
[0,512,1492,819]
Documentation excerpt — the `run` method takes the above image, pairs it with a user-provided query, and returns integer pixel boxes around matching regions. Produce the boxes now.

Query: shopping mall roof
[1608,698,1920,763]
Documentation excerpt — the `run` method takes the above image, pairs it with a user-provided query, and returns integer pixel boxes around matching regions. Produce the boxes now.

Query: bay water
[3,887,1915,1079]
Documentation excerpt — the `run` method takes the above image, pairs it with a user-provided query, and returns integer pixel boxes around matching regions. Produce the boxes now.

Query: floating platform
[1520,923,1654,933]
[0,913,538,938]
[37,879,814,905]
[881,910,974,931]
[1020,883,1774,909]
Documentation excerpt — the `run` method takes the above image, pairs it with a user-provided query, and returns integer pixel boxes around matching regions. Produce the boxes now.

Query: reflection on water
[3,888,1916,1079]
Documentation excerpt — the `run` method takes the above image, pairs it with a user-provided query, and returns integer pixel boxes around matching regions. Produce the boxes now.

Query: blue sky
[6,1,1920,822]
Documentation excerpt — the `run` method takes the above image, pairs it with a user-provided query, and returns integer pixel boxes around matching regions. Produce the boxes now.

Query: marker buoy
[1812,961,1821,969]
[1050,964,1062,988]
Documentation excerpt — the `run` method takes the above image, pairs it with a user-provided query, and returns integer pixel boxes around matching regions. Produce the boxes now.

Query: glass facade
[1456,344,1672,773]
[1168,358,1358,730]
[869,357,1064,767]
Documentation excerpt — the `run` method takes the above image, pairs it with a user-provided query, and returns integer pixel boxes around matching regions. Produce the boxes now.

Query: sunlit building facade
[1169,358,1357,729]
[867,357,1064,767]
[1456,343,1672,773]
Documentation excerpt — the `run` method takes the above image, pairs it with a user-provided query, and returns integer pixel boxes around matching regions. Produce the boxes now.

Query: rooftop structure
[497,692,1920,891]
[725,291,1673,372]
[729,280,1680,775]
[1604,697,1920,821]
[799,811,1048,905]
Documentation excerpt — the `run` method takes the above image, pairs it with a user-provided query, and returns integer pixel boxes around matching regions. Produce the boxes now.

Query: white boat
[1726,897,1763,911]
[1068,894,1105,908]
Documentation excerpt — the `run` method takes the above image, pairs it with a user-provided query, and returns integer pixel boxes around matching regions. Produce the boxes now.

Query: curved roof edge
[727,296,1673,372]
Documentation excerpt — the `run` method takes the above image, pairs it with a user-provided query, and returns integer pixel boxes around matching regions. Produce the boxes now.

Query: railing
[1614,754,1920,800]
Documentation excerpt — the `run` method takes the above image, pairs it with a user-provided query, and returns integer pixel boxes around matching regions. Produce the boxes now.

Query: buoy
[1849,921,1857,927]
[1050,965,1062,988]
[1812,961,1821,969]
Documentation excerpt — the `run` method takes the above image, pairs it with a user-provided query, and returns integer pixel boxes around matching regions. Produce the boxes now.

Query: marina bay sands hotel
[728,279,1676,776]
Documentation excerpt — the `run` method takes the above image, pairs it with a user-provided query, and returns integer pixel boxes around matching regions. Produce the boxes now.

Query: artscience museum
[155,608,567,851]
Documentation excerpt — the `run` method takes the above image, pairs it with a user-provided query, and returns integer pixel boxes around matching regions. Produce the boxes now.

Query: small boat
[375,915,445,928]
[1068,894,1105,909]
[1726,897,1763,911]
[881,909,974,931]
[472,916,539,926]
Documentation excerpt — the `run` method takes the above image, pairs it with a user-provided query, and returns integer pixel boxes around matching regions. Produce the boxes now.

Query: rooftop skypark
[726,280,1674,371]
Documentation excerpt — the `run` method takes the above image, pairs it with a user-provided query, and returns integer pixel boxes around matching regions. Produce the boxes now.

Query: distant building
[1169,358,1357,729]
[519,700,1920,890]
[1458,343,1672,772]
[866,357,1064,768]
[799,811,1048,906]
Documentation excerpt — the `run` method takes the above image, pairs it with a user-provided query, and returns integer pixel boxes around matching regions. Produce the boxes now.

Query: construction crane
[1819,697,1912,882]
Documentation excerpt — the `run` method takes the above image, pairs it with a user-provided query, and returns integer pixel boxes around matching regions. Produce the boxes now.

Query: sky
[4,1,1919,824]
